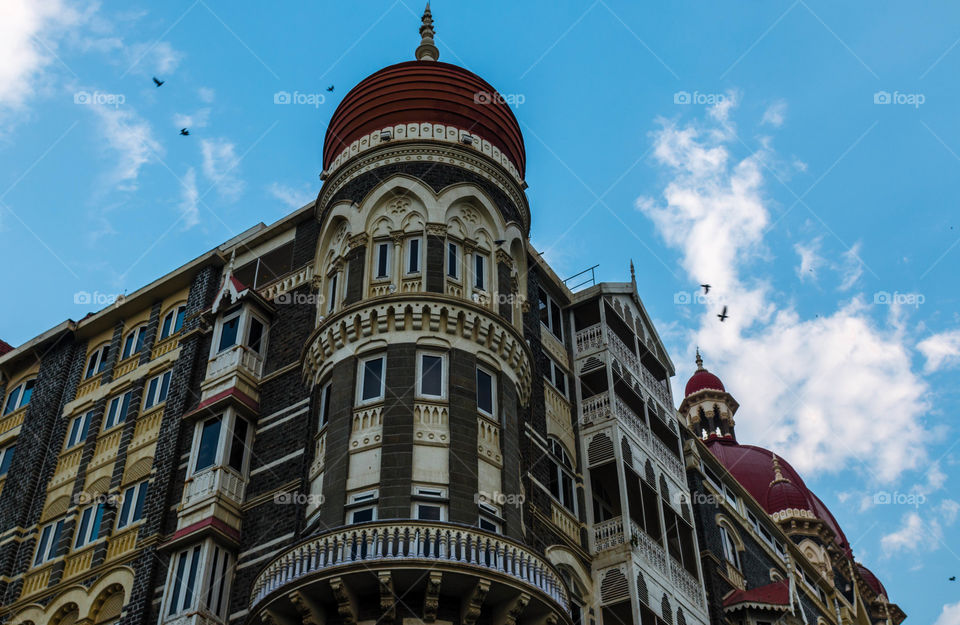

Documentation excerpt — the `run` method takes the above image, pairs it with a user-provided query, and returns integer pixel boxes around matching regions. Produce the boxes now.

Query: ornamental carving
[387,196,411,216]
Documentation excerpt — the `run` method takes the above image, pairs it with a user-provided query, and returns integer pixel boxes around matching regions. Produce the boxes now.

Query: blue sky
[1,1,959,620]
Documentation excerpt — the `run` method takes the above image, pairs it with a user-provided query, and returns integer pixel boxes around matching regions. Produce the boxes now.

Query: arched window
[120,325,148,360]
[3,377,35,415]
[719,523,742,569]
[548,437,577,514]
[84,343,111,379]
[159,304,187,340]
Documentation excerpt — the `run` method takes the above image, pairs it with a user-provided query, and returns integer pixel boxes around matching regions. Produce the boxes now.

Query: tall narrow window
[194,416,223,473]
[116,480,149,530]
[358,356,386,403]
[247,317,265,353]
[417,353,445,399]
[3,378,35,415]
[319,382,332,427]
[104,391,132,430]
[228,418,249,473]
[0,444,15,476]
[34,519,64,565]
[167,545,203,616]
[74,502,105,548]
[447,242,460,279]
[160,305,187,340]
[407,237,421,274]
[719,525,741,569]
[143,370,172,410]
[476,367,496,417]
[548,438,576,514]
[66,411,93,448]
[538,288,564,340]
[121,325,147,360]
[327,273,339,313]
[85,345,111,378]
[375,242,392,279]
[474,253,487,290]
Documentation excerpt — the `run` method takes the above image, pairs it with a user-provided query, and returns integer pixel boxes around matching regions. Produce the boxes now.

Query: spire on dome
[695,347,704,371]
[415,2,439,61]
[770,454,790,485]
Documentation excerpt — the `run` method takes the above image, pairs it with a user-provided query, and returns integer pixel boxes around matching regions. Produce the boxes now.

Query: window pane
[2,386,20,415]
[474,255,485,289]
[133,482,148,522]
[68,418,83,447]
[538,289,549,325]
[122,333,135,359]
[247,318,264,353]
[159,372,171,402]
[160,313,173,339]
[86,352,99,378]
[135,328,147,353]
[361,358,384,401]
[35,525,51,565]
[377,243,389,278]
[550,302,563,339]
[145,377,159,409]
[97,347,110,373]
[184,546,202,609]
[420,355,443,397]
[476,369,493,415]
[90,504,104,541]
[219,316,240,351]
[408,239,420,273]
[351,507,374,523]
[118,487,134,528]
[320,384,332,426]
[20,380,34,407]
[195,417,223,472]
[118,392,131,424]
[228,418,248,472]
[169,551,187,615]
[327,274,338,313]
[76,508,91,547]
[174,307,186,333]
[0,445,15,476]
[417,505,442,521]
[447,243,458,278]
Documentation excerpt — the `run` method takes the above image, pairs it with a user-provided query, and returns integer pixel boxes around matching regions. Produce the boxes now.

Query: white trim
[249,449,304,476]
[256,408,307,434]
[416,351,447,400]
[238,532,295,559]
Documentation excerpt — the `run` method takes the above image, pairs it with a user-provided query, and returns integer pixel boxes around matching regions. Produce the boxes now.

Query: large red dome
[322,60,525,175]
[705,438,850,551]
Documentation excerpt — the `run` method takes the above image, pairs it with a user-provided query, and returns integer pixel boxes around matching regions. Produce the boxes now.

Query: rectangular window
[319,382,332,427]
[476,367,496,417]
[74,503,105,549]
[0,444,15,477]
[348,506,376,524]
[545,358,567,397]
[417,353,445,399]
[474,253,487,290]
[218,314,240,352]
[85,345,110,379]
[447,242,460,279]
[194,416,223,473]
[167,545,203,616]
[327,273,339,313]
[375,242,392,279]
[160,305,187,340]
[121,326,147,360]
[414,502,446,521]
[34,519,64,565]
[478,516,501,533]
[228,418,249,473]
[538,288,564,340]
[143,370,172,411]
[247,317,265,353]
[359,356,386,403]
[104,391,132,430]
[116,481,149,530]
[407,237,421,274]
[66,411,93,448]
[204,545,233,620]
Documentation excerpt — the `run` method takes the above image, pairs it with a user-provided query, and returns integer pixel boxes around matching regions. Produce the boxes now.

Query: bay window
[213,307,268,357]
[163,540,234,622]
[190,411,252,476]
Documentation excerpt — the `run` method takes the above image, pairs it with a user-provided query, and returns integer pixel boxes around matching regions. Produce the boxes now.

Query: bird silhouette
[327,85,335,92]
[153,77,164,87]
[700,284,711,294]
[180,128,190,136]
[717,306,728,322]
[950,576,956,581]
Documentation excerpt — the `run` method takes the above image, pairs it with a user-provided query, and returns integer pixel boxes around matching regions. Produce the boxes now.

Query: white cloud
[934,601,960,625]
[89,103,162,191]
[941,499,960,525]
[918,329,960,373]
[637,101,929,482]
[179,167,199,229]
[267,182,314,210]
[0,0,79,117]
[837,243,864,291]
[200,138,244,201]
[794,238,823,281]
[174,108,210,130]
[880,512,933,556]
[762,100,787,127]
[126,40,182,76]
[198,87,215,104]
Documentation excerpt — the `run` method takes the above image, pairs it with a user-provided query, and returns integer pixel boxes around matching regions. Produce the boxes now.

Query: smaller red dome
[857,564,887,598]
[685,350,725,396]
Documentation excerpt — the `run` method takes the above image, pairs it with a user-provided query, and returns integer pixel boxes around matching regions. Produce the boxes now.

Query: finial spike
[415,2,439,61]
[629,259,635,283]
[695,347,703,370]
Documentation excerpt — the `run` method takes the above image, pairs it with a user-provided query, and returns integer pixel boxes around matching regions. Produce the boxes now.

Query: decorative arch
[41,494,71,523]
[123,457,153,484]
[715,513,746,551]
[10,567,133,625]
[544,545,594,597]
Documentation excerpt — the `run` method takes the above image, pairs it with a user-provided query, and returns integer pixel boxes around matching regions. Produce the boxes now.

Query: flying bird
[180,128,190,136]
[950,576,956,581]
[717,306,728,322]
[326,85,335,92]
[153,77,164,87]
[700,284,711,294]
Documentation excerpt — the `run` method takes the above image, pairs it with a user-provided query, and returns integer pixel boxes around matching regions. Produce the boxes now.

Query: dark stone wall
[379,345,415,519]
[344,245,366,306]
[426,235,445,293]
[318,357,356,530]
[447,349,479,526]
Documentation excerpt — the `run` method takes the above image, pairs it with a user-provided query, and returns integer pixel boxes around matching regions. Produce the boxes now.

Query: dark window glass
[228,418,248,472]
[184,546,201,609]
[377,243,390,278]
[174,306,186,333]
[169,550,187,615]
[351,507,374,523]
[417,504,442,521]
[408,239,420,273]
[132,482,148,522]
[550,301,563,339]
[118,487,133,528]
[75,507,91,547]
[474,254,485,290]
[247,318,264,353]
[538,288,549,325]
[159,371,171,402]
[35,525,51,565]
[320,384,332,426]
[361,358,384,401]
[97,347,110,373]
[420,355,443,397]
[2,386,20,415]
[476,369,494,415]
[85,351,99,378]
[0,445,13,475]
[218,316,240,352]
[20,379,35,408]
[194,417,222,472]
[327,274,338,313]
[447,242,458,278]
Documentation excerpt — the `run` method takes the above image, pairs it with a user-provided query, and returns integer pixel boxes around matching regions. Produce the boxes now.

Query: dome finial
[695,347,704,371]
[415,2,439,61]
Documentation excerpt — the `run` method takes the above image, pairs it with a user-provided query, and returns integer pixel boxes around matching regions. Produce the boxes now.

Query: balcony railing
[614,397,650,445]
[580,393,611,425]
[593,516,625,553]
[574,324,603,355]
[250,522,569,612]
[670,557,705,607]
[634,524,667,577]
[606,332,672,407]
[651,434,685,482]
[182,466,245,508]
[162,610,223,625]
[205,344,264,380]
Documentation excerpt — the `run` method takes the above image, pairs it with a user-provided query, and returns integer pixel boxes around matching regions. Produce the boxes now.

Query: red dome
[857,563,887,598]
[705,438,850,551]
[323,60,525,175]
[685,368,725,396]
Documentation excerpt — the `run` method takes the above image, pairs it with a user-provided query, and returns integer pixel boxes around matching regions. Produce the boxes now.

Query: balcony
[580,393,611,426]
[651,434,686,482]
[593,516,626,553]
[574,324,603,355]
[205,344,263,380]
[670,557,705,607]
[249,521,570,622]
[607,333,672,408]
[634,527,667,577]
[182,466,245,509]
[614,397,651,446]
